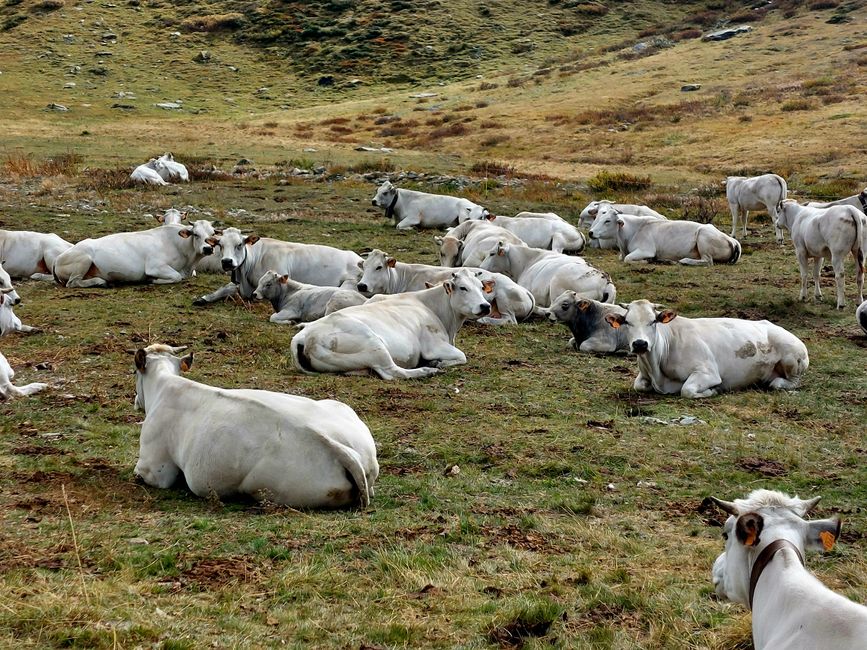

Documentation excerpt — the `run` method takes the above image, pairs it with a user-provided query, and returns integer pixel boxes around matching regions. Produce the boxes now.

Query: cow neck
[416,286,461,342]
[231,244,250,286]
[638,325,672,392]
[504,245,542,277]
[748,539,805,610]
[385,193,399,221]
[387,264,404,294]
[139,359,182,414]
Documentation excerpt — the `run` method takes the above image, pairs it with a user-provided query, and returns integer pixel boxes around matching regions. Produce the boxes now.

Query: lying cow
[53,221,217,287]
[807,187,867,214]
[579,200,665,226]
[130,159,169,186]
[356,249,468,296]
[859,300,867,335]
[776,200,865,309]
[194,228,361,305]
[151,210,224,274]
[156,153,189,182]
[372,180,486,229]
[253,271,366,325]
[547,291,627,353]
[709,490,867,650]
[478,214,585,254]
[605,299,808,398]
[133,344,378,508]
[589,207,741,265]
[514,211,567,221]
[0,351,48,401]
[0,261,19,304]
[725,173,787,243]
[426,269,535,325]
[0,229,73,281]
[291,268,491,379]
[480,242,616,309]
[435,221,525,267]
[155,208,186,225]
[0,289,39,336]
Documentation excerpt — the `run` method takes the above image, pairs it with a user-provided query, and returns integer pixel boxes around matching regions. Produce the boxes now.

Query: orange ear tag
[819,530,836,551]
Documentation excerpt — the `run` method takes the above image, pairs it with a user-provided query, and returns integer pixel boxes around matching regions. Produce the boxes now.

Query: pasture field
[0,166,865,649]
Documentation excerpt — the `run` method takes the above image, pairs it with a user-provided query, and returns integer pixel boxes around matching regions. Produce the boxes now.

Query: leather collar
[748,539,804,609]
[385,193,399,221]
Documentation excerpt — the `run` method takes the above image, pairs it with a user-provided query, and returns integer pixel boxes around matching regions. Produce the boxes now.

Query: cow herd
[2,170,867,647]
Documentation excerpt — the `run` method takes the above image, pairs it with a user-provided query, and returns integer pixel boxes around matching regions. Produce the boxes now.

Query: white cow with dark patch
[133,344,378,508]
[709,490,867,650]
[605,300,808,398]
[0,290,39,336]
[0,261,20,304]
[547,292,628,353]
[253,271,365,325]
[156,153,189,182]
[53,221,218,287]
[291,268,491,379]
[371,180,487,230]
[775,200,865,309]
[589,207,741,266]
[807,188,867,213]
[0,351,47,401]
[480,242,616,309]
[434,220,525,267]
[478,214,585,254]
[858,300,867,335]
[194,228,361,305]
[0,230,72,282]
[130,159,169,185]
[725,173,788,243]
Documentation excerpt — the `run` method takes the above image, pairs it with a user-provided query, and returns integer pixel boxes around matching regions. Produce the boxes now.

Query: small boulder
[702,25,752,42]
[193,50,211,63]
[46,103,68,111]
[681,83,701,92]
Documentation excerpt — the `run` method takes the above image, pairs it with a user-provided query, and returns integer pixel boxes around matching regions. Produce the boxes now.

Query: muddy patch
[181,556,264,589]
[481,524,554,553]
[737,456,787,477]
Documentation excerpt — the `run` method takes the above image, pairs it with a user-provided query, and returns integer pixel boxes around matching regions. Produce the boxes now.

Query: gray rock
[63,34,75,44]
[681,83,701,92]
[102,32,117,40]
[64,82,76,88]
[46,103,69,111]
[409,92,438,99]
[111,103,136,110]
[236,158,253,166]
[193,51,211,63]
[702,25,752,42]
[155,102,182,110]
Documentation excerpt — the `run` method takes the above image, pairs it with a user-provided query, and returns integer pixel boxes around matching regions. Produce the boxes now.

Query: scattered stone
[409,92,438,99]
[606,483,617,491]
[63,34,75,44]
[68,65,81,75]
[443,464,461,477]
[193,50,211,63]
[640,415,706,426]
[112,91,135,98]
[111,103,136,110]
[169,30,180,37]
[227,65,238,72]
[46,103,69,111]
[102,31,117,40]
[681,83,701,92]
[302,147,317,153]
[155,102,182,110]
[89,67,109,76]
[636,480,658,489]
[128,537,149,545]
[702,25,752,42]
[236,158,252,166]
[64,82,75,88]
[317,75,334,87]
[354,146,394,153]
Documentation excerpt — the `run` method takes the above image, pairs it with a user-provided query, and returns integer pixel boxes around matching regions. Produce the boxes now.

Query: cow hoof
[192,297,208,307]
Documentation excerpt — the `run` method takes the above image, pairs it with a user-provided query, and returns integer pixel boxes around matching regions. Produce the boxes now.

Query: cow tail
[728,237,742,264]
[322,437,371,508]
[292,340,315,373]
[852,209,865,273]
[601,275,617,304]
[775,174,786,203]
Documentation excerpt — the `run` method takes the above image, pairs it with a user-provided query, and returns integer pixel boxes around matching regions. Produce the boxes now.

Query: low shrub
[345,158,395,174]
[780,98,815,112]
[428,123,467,139]
[587,170,652,193]
[180,13,245,32]
[470,160,517,176]
[3,152,82,178]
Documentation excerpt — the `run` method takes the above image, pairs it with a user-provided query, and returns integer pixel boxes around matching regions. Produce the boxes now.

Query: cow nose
[371,200,378,206]
[221,259,234,271]
[12,297,21,305]
[478,303,490,315]
[357,282,368,293]
[588,230,597,239]
[202,246,214,256]
[253,291,261,299]
[632,339,649,354]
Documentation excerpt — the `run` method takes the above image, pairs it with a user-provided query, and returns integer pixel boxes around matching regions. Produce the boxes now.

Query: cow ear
[617,217,625,229]
[807,519,842,552]
[482,279,495,294]
[443,281,454,295]
[496,242,506,256]
[434,236,443,246]
[245,235,260,246]
[279,274,289,284]
[178,229,192,239]
[735,512,764,547]
[134,349,147,373]
[485,213,496,221]
[656,309,677,324]
[605,313,625,329]
[424,281,435,289]
[386,258,397,268]
[577,299,591,311]
[357,260,364,269]
[205,237,219,247]
[213,229,223,236]
[156,214,165,223]
[179,352,194,373]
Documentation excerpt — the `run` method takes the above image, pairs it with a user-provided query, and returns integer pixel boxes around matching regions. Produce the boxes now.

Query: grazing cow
[479,214,585,254]
[807,188,867,213]
[434,220,525,267]
[130,159,169,185]
[156,153,189,182]
[0,290,39,336]
[0,229,73,281]
[53,221,218,288]
[580,201,667,249]
[725,173,788,243]
[133,344,378,508]
[589,207,741,265]
[0,261,20,304]
[291,268,491,379]
[194,228,361,304]
[775,200,865,309]
[371,180,487,229]
[605,299,808,398]
[480,242,616,309]
[0,351,48,401]
[253,271,365,325]
[547,292,628,353]
[709,490,867,650]
[858,300,867,335]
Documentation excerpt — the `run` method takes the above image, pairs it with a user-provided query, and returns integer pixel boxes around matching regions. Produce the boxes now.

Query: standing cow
[725,173,788,243]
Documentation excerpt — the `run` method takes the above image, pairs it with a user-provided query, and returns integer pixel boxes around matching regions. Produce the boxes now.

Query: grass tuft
[587,170,653,193]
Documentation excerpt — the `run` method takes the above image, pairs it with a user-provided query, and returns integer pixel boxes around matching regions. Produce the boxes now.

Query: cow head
[479,241,511,275]
[0,262,19,305]
[775,198,799,231]
[708,490,841,607]
[458,203,488,223]
[435,235,463,267]
[177,219,218,257]
[547,290,581,324]
[443,268,491,319]
[133,344,193,411]
[160,152,175,162]
[356,249,395,296]
[253,270,290,301]
[217,227,259,272]
[157,208,186,225]
[604,299,675,355]
[588,205,621,241]
[371,180,396,208]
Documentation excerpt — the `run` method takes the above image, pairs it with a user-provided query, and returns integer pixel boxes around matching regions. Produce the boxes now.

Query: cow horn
[708,497,739,516]
[0,287,13,294]
[167,345,188,354]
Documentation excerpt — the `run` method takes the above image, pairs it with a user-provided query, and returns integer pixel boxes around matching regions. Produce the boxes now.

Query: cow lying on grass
[133,344,379,508]
[372,180,486,230]
[0,289,39,336]
[0,351,47,401]
[547,291,627,353]
[253,271,366,325]
[0,229,72,282]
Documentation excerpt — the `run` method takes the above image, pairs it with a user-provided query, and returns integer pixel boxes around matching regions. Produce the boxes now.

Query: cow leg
[795,250,810,301]
[680,369,722,398]
[769,354,805,390]
[477,312,518,326]
[633,371,654,392]
[63,259,109,288]
[679,256,711,266]
[270,309,301,325]
[422,343,467,369]
[135,454,181,489]
[30,273,54,281]
[1,379,48,398]
[742,210,750,238]
[729,203,740,239]
[623,250,654,263]
[855,249,865,305]
[811,256,823,301]
[145,263,186,284]
[194,282,240,305]
[830,252,846,309]
[395,215,420,230]
[770,205,784,244]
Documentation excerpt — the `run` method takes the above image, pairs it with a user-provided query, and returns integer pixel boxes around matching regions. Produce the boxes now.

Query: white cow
[434,220,525,267]
[53,221,218,288]
[156,153,189,182]
[291,268,491,379]
[155,208,186,225]
[480,242,616,309]
[776,200,865,309]
[547,292,628,353]
[807,188,867,213]
[514,211,568,221]
[0,261,20,304]
[133,344,378,508]
[356,249,470,296]
[130,159,169,185]
[470,269,535,325]
[151,211,223,274]
[0,290,39,336]
[194,228,361,304]
[605,299,808,398]
[478,214,585,254]
[371,180,487,230]
[709,490,867,650]
[0,229,72,281]
[589,207,741,266]
[0,351,48,401]
[858,300,867,335]
[579,201,667,249]
[725,173,788,243]
[253,271,365,325]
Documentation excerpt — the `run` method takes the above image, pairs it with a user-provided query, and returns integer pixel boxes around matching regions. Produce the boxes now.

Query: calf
[0,351,48,400]
[291,268,491,379]
[605,300,808,398]
[776,200,865,309]
[130,159,169,185]
[372,180,486,229]
[0,229,73,281]
[427,269,535,325]
[434,220,525,267]
[0,290,39,336]
[709,490,867,650]
[54,221,218,287]
[725,173,787,243]
[253,271,364,325]
[547,292,627,353]
[480,214,585,254]
[133,344,378,508]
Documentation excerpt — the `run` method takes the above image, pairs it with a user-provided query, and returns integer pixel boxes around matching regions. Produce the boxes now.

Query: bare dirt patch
[181,556,264,589]
[737,456,788,477]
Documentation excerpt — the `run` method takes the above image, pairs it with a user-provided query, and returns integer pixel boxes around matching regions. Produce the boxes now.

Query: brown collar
[748,539,805,609]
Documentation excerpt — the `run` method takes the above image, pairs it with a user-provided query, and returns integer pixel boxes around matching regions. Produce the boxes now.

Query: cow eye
[460,286,467,292]
[375,266,382,271]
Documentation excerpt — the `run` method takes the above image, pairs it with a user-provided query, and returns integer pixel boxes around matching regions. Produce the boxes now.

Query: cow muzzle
[631,339,649,354]
[371,200,378,206]
[356,282,369,294]
[221,259,236,271]
[477,303,491,316]
[202,246,214,256]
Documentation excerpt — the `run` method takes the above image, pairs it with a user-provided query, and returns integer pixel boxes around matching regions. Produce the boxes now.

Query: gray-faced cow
[253,270,365,325]
[547,292,628,353]
[725,173,787,243]
[371,180,487,230]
